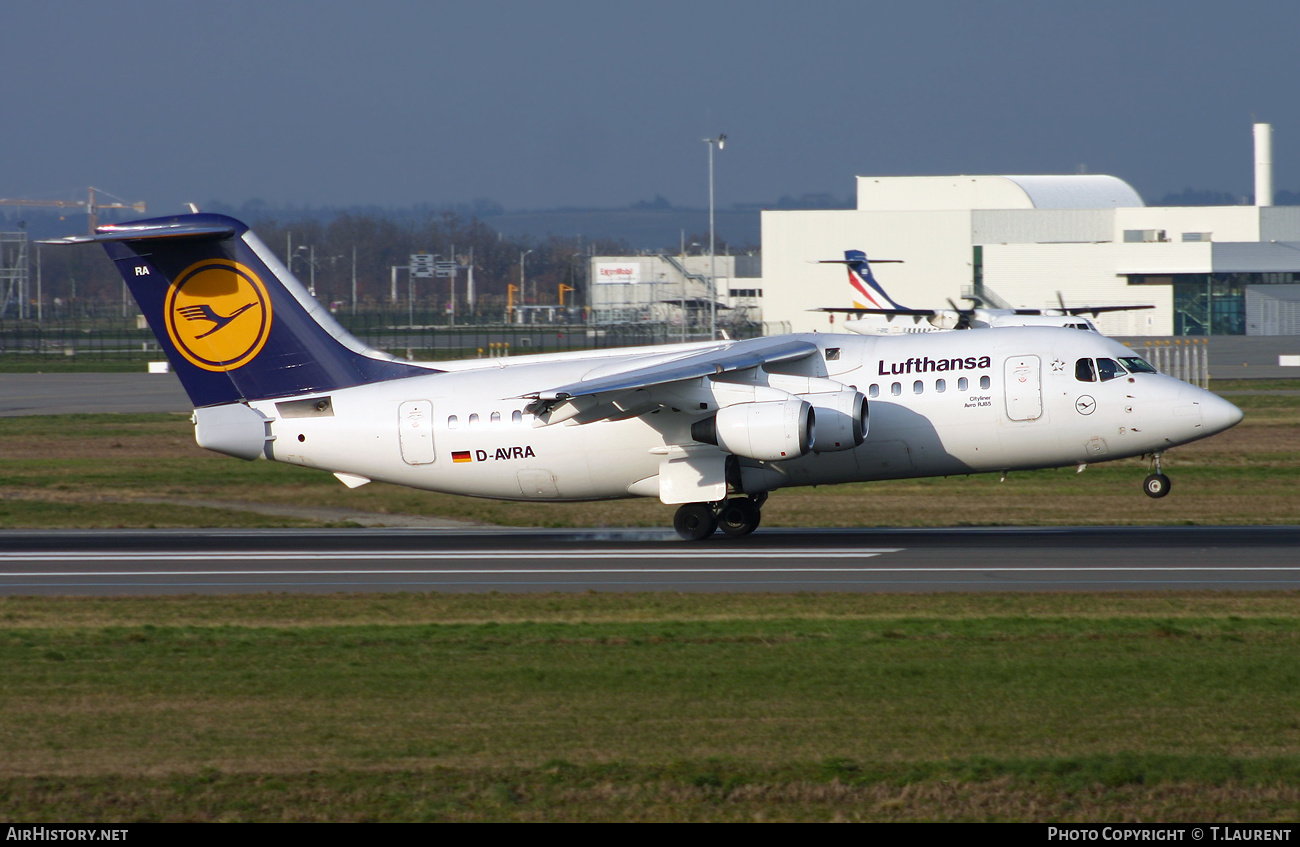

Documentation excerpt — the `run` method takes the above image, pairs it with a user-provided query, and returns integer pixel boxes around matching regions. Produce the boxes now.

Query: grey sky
[4,0,1296,215]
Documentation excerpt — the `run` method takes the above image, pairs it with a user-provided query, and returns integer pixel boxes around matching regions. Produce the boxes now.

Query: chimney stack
[1254,122,1273,207]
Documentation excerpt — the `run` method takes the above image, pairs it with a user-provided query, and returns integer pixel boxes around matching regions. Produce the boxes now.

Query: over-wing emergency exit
[46,216,1240,540]
[815,249,1154,334]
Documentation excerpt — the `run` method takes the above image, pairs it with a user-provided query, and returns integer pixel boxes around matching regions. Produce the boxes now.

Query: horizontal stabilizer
[39,222,236,245]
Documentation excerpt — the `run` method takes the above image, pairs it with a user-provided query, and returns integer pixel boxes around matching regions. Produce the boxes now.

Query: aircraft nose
[1200,391,1244,434]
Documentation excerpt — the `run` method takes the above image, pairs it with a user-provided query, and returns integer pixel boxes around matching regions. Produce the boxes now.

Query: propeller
[1041,291,1068,317]
[946,298,977,330]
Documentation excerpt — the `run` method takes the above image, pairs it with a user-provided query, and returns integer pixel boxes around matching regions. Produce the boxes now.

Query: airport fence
[1130,339,1210,388]
[0,306,768,364]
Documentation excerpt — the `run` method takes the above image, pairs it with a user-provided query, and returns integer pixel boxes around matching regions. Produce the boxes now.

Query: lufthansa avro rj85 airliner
[47,214,1242,540]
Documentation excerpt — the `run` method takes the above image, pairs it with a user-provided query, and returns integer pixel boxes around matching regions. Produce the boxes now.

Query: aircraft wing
[1063,304,1155,316]
[1003,305,1156,317]
[522,336,820,412]
[811,307,938,317]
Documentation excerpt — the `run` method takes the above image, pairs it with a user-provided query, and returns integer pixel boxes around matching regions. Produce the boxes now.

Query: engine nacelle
[928,309,962,330]
[803,390,868,452]
[691,399,813,461]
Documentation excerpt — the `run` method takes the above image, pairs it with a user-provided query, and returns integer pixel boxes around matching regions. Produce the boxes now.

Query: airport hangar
[756,170,1300,338]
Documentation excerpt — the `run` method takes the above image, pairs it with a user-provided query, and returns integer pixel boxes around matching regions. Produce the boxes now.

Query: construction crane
[0,186,145,233]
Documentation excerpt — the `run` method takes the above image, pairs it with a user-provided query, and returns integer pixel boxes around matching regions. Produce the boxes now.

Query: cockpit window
[1097,358,1127,382]
[1075,358,1096,382]
[1120,356,1158,374]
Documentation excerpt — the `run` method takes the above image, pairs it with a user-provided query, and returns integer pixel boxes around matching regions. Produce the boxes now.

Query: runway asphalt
[2,526,1298,595]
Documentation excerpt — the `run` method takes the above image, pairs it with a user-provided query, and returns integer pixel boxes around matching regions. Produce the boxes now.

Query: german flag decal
[452,451,473,463]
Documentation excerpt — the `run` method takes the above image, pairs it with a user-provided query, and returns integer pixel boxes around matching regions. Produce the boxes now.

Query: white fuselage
[237,328,1239,503]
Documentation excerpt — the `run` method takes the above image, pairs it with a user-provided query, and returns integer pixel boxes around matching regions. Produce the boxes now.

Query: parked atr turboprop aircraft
[47,216,1240,540]
[814,250,1154,335]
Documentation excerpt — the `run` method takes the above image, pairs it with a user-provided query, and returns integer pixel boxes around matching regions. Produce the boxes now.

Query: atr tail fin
[46,213,433,408]
[842,250,909,310]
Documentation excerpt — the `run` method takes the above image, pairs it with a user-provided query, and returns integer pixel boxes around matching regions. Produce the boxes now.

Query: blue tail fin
[52,213,434,407]
[843,249,909,310]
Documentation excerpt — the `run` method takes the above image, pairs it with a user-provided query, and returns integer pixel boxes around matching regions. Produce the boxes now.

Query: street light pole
[703,133,726,340]
[519,249,533,324]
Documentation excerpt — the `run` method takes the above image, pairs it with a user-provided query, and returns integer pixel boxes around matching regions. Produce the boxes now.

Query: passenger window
[1097,358,1127,382]
[980,376,990,390]
[468,413,479,427]
[936,379,946,393]
[1076,358,1097,382]
[913,380,923,395]
[512,410,523,424]
[448,415,458,429]
[891,382,902,396]
[491,411,501,424]
[869,384,879,398]
[958,377,968,391]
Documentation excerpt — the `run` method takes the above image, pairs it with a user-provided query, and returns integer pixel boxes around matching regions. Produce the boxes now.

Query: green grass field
[2,593,1299,822]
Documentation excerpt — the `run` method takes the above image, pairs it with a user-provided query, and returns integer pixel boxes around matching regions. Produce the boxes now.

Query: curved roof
[1002,175,1145,209]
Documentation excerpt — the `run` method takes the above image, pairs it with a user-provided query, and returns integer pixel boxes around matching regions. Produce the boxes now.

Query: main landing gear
[673,495,766,541]
[1143,452,1172,499]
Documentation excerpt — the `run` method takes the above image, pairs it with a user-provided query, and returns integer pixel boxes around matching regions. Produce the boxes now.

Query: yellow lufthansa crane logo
[164,260,273,371]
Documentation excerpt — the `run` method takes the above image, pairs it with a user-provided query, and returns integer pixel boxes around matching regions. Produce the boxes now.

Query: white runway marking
[5,569,898,577]
[4,567,1300,577]
[0,548,900,565]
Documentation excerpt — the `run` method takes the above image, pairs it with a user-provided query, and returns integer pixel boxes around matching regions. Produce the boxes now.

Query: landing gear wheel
[1143,473,1172,499]
[674,502,718,541]
[718,498,762,537]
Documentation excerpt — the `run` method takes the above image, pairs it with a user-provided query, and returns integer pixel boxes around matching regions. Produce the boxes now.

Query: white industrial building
[587,252,764,333]
[758,124,1300,336]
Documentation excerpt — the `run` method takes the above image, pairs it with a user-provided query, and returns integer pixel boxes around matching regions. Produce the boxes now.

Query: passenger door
[1004,355,1042,422]
[398,400,436,465]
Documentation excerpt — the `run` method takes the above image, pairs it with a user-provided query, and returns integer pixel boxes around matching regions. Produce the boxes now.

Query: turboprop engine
[928,309,962,330]
[691,398,814,461]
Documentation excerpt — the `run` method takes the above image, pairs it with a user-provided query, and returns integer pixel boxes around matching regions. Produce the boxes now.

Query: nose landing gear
[1143,452,1172,499]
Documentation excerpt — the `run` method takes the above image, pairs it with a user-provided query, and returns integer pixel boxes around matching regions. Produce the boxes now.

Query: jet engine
[803,390,868,452]
[691,398,814,461]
